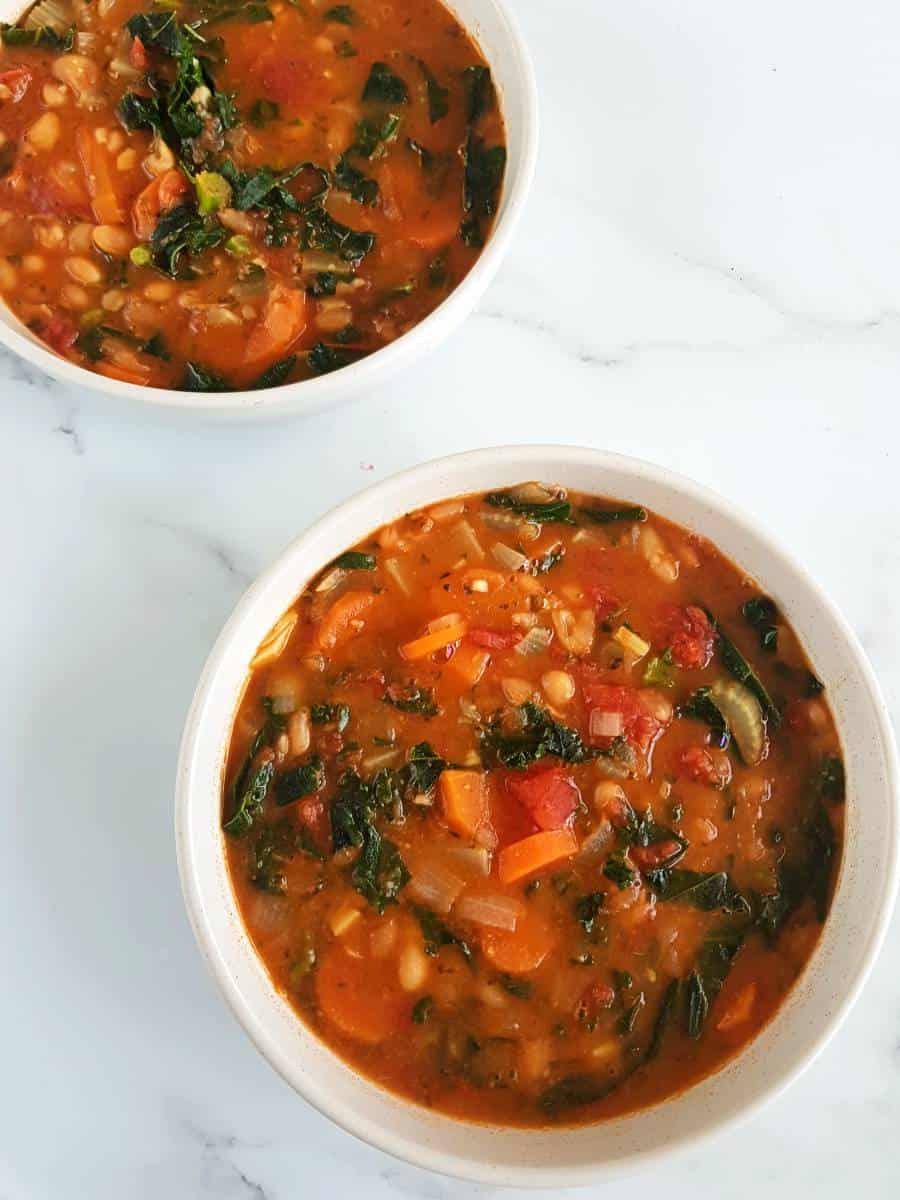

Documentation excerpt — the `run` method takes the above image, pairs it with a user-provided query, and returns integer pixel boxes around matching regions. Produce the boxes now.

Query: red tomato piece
[581,675,666,754]
[297,797,329,851]
[575,981,615,1021]
[252,52,326,112]
[0,67,31,101]
[630,840,683,870]
[129,36,149,70]
[40,312,78,354]
[656,605,716,670]
[506,765,580,831]
[467,627,522,650]
[588,586,621,622]
[675,746,732,789]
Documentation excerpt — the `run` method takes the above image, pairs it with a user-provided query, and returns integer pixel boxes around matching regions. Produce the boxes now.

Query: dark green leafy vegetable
[311,702,351,731]
[402,741,447,795]
[150,204,228,278]
[411,995,432,1023]
[229,695,285,808]
[814,755,845,803]
[330,769,375,851]
[253,355,296,389]
[414,905,473,965]
[462,64,494,123]
[603,850,635,890]
[298,204,376,261]
[0,22,73,49]
[805,671,825,697]
[706,610,781,726]
[183,361,229,391]
[351,824,410,913]
[580,504,647,525]
[248,98,280,127]
[574,892,605,934]
[223,760,274,836]
[538,1072,619,1117]
[384,683,440,717]
[742,595,779,653]
[618,991,645,1035]
[331,550,376,571]
[498,974,532,999]
[335,39,357,57]
[479,701,596,769]
[141,332,171,360]
[460,134,506,247]
[362,61,409,104]
[307,342,364,374]
[334,153,378,205]
[350,113,401,157]
[644,978,679,1062]
[679,686,731,749]
[324,4,356,23]
[483,490,572,524]
[684,924,745,1037]
[250,819,296,893]
[275,755,325,806]
[645,868,748,913]
[416,58,449,123]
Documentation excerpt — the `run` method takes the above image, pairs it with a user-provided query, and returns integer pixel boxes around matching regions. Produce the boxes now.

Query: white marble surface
[3,0,900,1195]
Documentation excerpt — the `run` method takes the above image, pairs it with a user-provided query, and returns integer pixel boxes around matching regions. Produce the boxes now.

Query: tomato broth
[0,0,504,389]
[222,484,844,1126]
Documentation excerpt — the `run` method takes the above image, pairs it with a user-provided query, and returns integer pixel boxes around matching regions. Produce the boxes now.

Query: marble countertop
[3,0,900,1195]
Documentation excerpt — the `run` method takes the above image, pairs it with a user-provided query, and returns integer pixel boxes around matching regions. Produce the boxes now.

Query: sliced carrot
[481,907,557,974]
[446,643,491,688]
[716,983,758,1033]
[400,619,468,660]
[315,945,405,1043]
[132,170,191,240]
[316,589,378,652]
[441,770,490,840]
[94,360,151,385]
[379,159,460,250]
[76,126,125,225]
[244,283,309,370]
[497,828,579,885]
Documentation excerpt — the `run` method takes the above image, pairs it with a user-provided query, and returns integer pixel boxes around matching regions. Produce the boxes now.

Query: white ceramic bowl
[176,445,899,1186]
[0,0,537,417]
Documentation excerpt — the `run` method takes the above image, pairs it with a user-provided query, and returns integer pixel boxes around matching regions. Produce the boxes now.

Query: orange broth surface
[222,484,845,1126]
[0,0,504,389]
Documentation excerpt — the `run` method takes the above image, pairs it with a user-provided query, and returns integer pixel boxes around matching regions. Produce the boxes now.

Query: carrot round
[400,619,468,660]
[315,945,405,1044]
[497,828,579,884]
[316,589,378,651]
[441,770,490,840]
[481,907,557,974]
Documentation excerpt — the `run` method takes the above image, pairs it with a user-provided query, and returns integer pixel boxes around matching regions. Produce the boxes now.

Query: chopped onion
[426,611,464,633]
[384,556,411,595]
[481,510,521,531]
[515,626,553,656]
[590,709,624,739]
[491,542,529,572]
[25,0,71,32]
[407,861,466,914]
[446,845,492,876]
[456,892,524,930]
[315,566,346,593]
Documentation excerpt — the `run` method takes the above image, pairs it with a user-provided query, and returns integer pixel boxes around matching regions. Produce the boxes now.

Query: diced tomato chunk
[588,586,621,622]
[675,746,731,789]
[629,840,683,870]
[506,765,580,831]
[40,312,78,354]
[0,68,31,102]
[656,605,716,670]
[252,52,326,112]
[297,796,329,851]
[467,627,521,651]
[581,675,664,753]
[575,981,615,1021]
[129,36,149,70]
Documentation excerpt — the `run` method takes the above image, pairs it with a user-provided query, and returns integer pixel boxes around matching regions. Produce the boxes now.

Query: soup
[0,0,505,389]
[222,483,844,1126]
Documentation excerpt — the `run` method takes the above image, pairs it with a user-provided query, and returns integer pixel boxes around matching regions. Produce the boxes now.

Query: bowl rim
[175,444,900,1185]
[0,0,538,415]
